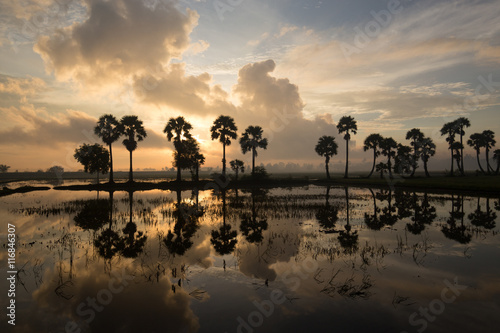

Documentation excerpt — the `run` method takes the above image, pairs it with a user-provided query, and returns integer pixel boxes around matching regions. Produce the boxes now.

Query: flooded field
[1,184,499,333]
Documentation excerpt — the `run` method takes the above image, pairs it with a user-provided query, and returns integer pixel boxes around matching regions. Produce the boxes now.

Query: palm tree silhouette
[316,185,339,233]
[493,149,500,175]
[467,133,486,174]
[240,126,268,178]
[211,115,238,178]
[453,117,470,175]
[468,197,497,230]
[119,116,147,183]
[482,130,496,174]
[94,114,121,183]
[441,122,459,176]
[406,128,424,177]
[240,188,268,243]
[406,192,436,235]
[337,116,357,179]
[419,137,436,177]
[338,187,358,253]
[363,133,383,178]
[315,136,338,180]
[164,117,193,181]
[364,188,383,230]
[442,195,471,244]
[380,137,397,179]
[378,189,398,227]
[230,159,245,181]
[119,191,147,258]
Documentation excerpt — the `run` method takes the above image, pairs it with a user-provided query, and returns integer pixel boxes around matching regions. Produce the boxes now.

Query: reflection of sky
[1,185,499,332]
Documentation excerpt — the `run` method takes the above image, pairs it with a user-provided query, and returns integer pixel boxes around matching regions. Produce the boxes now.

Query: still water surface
[1,184,499,333]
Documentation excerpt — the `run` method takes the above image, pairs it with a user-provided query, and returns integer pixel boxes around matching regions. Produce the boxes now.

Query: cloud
[34,0,199,84]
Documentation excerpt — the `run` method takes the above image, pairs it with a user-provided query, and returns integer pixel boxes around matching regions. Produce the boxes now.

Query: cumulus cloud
[34,0,199,84]
[0,74,46,96]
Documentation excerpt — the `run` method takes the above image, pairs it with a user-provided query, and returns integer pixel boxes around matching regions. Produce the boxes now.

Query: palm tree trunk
[344,138,349,179]
[368,149,376,178]
[252,147,256,177]
[195,164,199,182]
[325,156,330,180]
[97,171,100,185]
[411,141,417,177]
[424,158,430,177]
[388,155,393,179]
[450,148,454,176]
[476,150,486,174]
[460,134,465,175]
[129,150,133,182]
[177,165,181,181]
[222,143,226,178]
[109,143,114,183]
[486,147,492,174]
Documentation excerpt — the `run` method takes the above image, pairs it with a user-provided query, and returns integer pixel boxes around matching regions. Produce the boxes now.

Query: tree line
[315,116,500,179]
[75,114,268,183]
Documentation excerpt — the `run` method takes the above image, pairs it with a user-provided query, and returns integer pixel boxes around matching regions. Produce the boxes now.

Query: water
[1,184,499,333]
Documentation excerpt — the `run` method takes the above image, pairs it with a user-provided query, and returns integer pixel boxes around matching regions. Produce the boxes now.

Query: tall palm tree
[482,130,496,174]
[164,117,193,181]
[211,115,238,178]
[419,137,436,177]
[337,116,357,178]
[94,114,121,183]
[315,136,338,180]
[380,137,397,179]
[406,128,424,177]
[467,133,486,174]
[239,126,268,177]
[363,133,383,178]
[441,122,459,176]
[453,117,470,175]
[119,116,147,183]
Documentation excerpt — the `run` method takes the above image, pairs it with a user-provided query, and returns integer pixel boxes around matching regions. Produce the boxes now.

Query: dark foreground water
[1,184,499,333]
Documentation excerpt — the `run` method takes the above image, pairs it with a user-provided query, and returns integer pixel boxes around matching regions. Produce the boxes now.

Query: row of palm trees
[92,114,269,182]
[315,116,500,179]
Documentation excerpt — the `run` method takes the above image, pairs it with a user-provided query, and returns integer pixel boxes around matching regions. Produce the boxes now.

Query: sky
[0,0,499,173]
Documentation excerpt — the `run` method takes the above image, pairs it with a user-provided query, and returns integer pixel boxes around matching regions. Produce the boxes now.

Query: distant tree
[376,162,388,179]
[493,149,500,175]
[380,137,398,179]
[363,133,383,178]
[74,143,110,184]
[119,115,147,183]
[482,130,496,174]
[164,116,193,181]
[230,159,245,181]
[441,122,459,176]
[394,144,413,176]
[0,164,10,173]
[47,165,64,175]
[337,116,357,179]
[419,137,436,177]
[240,126,268,177]
[406,128,424,177]
[453,117,470,175]
[94,114,121,183]
[467,133,487,174]
[211,115,238,178]
[315,136,338,180]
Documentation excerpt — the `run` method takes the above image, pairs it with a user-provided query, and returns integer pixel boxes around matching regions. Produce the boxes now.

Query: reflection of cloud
[25,262,199,333]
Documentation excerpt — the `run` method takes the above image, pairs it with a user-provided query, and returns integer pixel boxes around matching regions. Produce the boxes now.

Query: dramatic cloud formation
[35,0,199,84]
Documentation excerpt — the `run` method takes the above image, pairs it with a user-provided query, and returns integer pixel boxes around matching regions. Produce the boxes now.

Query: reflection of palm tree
[338,187,358,252]
[211,115,238,178]
[337,116,357,179]
[240,188,268,243]
[378,189,398,227]
[363,134,383,178]
[74,199,110,231]
[364,188,383,230]
[94,114,121,183]
[442,195,471,244]
[119,116,147,183]
[468,197,497,230]
[315,136,338,180]
[164,190,203,256]
[316,185,339,233]
[240,126,268,177]
[119,191,147,258]
[211,190,238,254]
[406,192,437,235]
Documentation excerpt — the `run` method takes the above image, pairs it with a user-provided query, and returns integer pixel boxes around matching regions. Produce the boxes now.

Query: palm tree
[230,159,245,181]
[337,116,357,178]
[211,115,238,178]
[239,126,268,177]
[119,116,147,183]
[380,137,397,179]
[419,137,436,177]
[315,136,338,180]
[493,149,500,175]
[363,133,383,178]
[467,133,486,174]
[441,122,459,176]
[406,128,424,177]
[482,130,496,174]
[164,117,193,181]
[94,115,121,183]
[453,117,470,175]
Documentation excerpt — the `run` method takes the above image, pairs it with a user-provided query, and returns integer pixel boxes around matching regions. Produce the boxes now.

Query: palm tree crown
[240,126,268,177]
[94,114,121,183]
[164,116,193,181]
[363,133,383,178]
[211,115,238,177]
[119,115,147,182]
[315,135,338,180]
